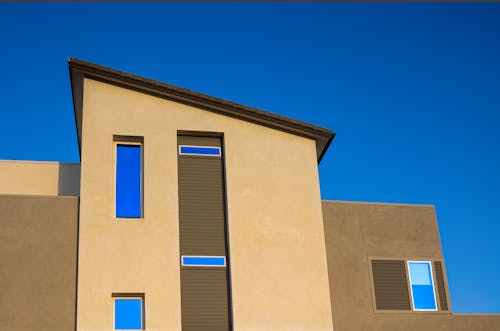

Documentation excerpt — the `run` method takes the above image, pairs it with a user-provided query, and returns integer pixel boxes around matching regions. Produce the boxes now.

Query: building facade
[0,59,498,331]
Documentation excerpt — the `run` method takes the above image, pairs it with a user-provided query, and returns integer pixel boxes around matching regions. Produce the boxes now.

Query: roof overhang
[69,58,335,163]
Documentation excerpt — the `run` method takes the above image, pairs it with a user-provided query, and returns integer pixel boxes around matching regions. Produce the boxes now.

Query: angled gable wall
[76,77,334,331]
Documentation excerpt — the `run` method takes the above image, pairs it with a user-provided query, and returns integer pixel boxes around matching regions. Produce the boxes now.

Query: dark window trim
[112,293,145,330]
[113,135,144,220]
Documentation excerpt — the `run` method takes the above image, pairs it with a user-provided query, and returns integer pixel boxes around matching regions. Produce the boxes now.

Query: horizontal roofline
[0,159,80,165]
[0,194,79,200]
[322,200,436,208]
[68,58,334,162]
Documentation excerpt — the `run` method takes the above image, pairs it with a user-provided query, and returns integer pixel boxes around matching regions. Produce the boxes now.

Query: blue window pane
[182,256,226,267]
[412,285,437,310]
[179,145,220,156]
[116,145,141,218]
[408,262,437,310]
[408,262,432,285]
[115,299,142,330]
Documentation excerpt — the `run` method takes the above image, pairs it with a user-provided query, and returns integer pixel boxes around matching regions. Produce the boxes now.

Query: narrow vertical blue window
[114,298,143,330]
[408,261,437,311]
[116,144,142,218]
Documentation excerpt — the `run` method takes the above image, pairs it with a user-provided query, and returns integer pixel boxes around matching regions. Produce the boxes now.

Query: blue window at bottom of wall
[408,261,437,310]
[115,299,142,330]
[179,145,221,156]
[182,256,226,267]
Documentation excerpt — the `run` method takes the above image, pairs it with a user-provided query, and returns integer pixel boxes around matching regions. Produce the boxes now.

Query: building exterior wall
[0,160,80,196]
[76,78,333,331]
[452,315,500,330]
[322,200,500,331]
[0,195,78,331]
[2,59,500,331]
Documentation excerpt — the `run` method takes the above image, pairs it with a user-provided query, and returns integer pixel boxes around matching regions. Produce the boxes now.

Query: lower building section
[0,195,78,331]
[2,193,500,330]
[322,200,500,330]
[2,159,500,330]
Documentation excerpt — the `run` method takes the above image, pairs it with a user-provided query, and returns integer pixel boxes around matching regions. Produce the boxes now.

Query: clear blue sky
[1,3,499,313]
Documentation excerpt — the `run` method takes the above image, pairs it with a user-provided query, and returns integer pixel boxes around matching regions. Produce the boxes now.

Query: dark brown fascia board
[68,58,335,163]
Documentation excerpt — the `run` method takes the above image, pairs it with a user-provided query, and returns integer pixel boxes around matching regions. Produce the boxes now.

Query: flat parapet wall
[0,195,79,331]
[74,76,333,331]
[322,200,500,330]
[0,160,80,196]
[452,314,500,330]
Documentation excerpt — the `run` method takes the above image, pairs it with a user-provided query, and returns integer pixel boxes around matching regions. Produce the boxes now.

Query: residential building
[0,59,498,331]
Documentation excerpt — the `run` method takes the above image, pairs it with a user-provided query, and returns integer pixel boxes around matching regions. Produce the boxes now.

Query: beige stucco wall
[77,78,333,331]
[322,200,500,331]
[0,160,80,196]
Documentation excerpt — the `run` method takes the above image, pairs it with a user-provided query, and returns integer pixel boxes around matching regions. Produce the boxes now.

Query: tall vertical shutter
[180,268,229,331]
[178,135,230,331]
[371,260,411,310]
[433,261,449,311]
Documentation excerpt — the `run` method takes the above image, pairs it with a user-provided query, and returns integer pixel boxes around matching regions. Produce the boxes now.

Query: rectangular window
[114,296,144,330]
[116,143,142,218]
[181,256,226,267]
[179,145,221,156]
[408,261,437,311]
[370,259,447,312]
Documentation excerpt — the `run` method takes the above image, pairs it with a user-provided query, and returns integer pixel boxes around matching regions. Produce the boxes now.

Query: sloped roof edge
[68,58,335,162]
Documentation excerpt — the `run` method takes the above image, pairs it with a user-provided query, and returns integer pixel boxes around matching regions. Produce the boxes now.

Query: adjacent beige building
[0,59,498,331]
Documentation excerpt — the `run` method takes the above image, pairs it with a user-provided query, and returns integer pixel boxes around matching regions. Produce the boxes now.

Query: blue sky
[1,3,499,313]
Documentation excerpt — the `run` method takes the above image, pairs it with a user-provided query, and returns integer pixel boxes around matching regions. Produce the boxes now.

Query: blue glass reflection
[409,262,437,310]
[182,256,226,266]
[116,145,141,218]
[115,299,142,330]
[179,146,220,156]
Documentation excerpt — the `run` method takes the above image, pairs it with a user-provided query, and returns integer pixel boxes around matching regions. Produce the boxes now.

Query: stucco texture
[77,78,333,331]
[0,195,78,331]
[322,200,500,331]
[0,161,80,196]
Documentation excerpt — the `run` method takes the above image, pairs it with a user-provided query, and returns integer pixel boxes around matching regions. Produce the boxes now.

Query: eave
[68,58,335,163]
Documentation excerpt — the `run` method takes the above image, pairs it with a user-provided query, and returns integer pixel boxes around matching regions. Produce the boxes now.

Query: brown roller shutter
[181,268,230,331]
[178,135,231,331]
[178,156,226,255]
[371,260,411,310]
[434,261,449,311]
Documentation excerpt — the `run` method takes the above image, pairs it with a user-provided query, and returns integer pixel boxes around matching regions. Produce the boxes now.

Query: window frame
[112,293,145,330]
[178,144,221,157]
[407,260,438,312]
[368,257,449,314]
[181,255,227,267]
[113,137,144,220]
